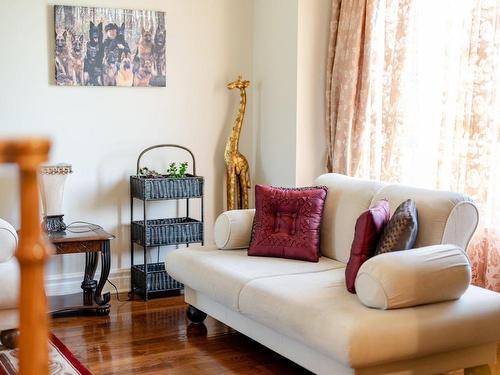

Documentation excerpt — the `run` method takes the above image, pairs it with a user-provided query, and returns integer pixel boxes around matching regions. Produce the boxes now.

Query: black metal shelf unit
[130,144,204,300]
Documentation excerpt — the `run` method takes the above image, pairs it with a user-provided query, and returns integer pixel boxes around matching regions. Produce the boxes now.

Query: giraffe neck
[226,89,246,155]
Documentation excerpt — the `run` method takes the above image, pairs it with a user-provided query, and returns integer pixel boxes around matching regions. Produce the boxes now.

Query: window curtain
[326,0,500,291]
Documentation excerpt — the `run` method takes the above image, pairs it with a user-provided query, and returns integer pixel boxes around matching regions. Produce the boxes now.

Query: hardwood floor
[51,294,500,375]
[50,294,311,375]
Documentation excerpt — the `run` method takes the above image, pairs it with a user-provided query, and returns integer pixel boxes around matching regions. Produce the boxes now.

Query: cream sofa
[166,173,500,374]
[0,218,19,347]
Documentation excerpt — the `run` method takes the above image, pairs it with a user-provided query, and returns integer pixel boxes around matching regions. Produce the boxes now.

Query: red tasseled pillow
[248,184,328,262]
[345,199,390,293]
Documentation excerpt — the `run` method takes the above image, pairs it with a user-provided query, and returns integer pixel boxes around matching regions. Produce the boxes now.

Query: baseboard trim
[45,269,130,296]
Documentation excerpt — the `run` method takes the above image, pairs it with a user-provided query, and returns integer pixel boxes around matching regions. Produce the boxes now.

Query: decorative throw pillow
[375,199,418,255]
[248,184,328,262]
[345,199,390,293]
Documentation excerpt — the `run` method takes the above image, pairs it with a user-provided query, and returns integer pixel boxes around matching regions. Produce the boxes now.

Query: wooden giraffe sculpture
[225,75,251,210]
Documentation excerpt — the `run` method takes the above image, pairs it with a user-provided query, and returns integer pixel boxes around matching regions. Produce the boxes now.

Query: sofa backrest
[314,173,479,263]
[315,174,385,262]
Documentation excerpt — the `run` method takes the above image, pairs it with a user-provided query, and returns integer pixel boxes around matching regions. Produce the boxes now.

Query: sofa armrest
[355,244,471,309]
[214,209,255,249]
[0,218,18,263]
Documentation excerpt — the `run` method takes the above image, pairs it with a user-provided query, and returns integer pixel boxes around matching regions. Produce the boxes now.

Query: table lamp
[39,163,72,233]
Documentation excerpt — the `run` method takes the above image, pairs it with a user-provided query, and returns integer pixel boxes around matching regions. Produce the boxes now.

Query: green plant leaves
[166,162,188,178]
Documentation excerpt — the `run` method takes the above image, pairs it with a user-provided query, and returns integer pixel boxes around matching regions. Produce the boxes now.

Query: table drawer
[53,241,101,254]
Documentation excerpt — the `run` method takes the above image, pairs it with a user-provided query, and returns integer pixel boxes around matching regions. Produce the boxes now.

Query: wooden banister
[0,139,51,375]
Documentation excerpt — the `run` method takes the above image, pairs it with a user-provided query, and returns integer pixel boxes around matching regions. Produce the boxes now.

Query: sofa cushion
[248,185,328,262]
[375,199,418,255]
[0,218,18,263]
[345,199,390,293]
[0,258,19,310]
[214,209,255,249]
[238,268,500,368]
[356,244,471,309]
[0,309,18,332]
[314,174,385,263]
[165,246,344,311]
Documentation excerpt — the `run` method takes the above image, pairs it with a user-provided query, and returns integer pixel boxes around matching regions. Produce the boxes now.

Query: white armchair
[0,218,20,348]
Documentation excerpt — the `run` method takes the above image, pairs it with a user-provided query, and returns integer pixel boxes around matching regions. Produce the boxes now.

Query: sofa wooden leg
[464,365,491,375]
[186,305,207,324]
[0,329,19,349]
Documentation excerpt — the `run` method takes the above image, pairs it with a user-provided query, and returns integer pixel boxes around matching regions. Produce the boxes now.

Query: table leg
[94,240,111,308]
[81,252,98,306]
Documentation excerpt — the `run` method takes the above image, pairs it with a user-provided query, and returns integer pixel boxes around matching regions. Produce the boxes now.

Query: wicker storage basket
[131,217,203,247]
[130,174,204,200]
[132,262,183,293]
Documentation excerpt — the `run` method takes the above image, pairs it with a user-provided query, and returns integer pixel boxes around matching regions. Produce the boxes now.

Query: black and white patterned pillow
[375,199,418,255]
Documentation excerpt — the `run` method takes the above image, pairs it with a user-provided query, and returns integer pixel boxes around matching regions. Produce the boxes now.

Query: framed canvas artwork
[54,5,166,87]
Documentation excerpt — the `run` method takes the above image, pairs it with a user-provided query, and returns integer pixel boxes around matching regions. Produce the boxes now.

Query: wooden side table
[47,225,114,317]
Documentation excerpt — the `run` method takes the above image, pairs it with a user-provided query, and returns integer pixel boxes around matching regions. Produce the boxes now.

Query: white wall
[252,0,298,187]
[0,0,254,293]
[296,0,330,186]
[252,0,330,187]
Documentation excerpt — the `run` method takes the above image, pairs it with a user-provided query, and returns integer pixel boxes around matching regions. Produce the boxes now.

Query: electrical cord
[65,221,102,233]
[106,279,131,302]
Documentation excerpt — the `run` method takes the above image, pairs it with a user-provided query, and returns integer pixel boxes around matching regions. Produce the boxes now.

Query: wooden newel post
[0,139,51,375]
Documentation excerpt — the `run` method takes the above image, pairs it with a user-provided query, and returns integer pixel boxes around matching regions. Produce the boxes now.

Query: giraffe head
[227,75,250,90]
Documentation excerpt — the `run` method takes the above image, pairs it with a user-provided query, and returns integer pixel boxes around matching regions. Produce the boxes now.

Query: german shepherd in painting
[116,52,134,86]
[133,58,153,86]
[84,21,103,85]
[103,47,120,86]
[116,22,131,59]
[138,26,154,66]
[68,33,85,85]
[153,25,166,77]
[55,30,72,84]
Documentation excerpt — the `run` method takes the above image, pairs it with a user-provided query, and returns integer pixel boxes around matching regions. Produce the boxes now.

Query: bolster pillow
[214,209,255,249]
[0,218,18,263]
[355,244,471,309]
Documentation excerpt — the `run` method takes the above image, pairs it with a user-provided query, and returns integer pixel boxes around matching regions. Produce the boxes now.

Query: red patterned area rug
[0,334,91,375]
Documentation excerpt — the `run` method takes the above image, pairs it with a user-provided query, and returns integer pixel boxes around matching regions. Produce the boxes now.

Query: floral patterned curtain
[326,0,500,291]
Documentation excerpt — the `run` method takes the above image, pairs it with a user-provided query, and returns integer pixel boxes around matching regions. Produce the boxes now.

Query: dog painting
[55,5,166,87]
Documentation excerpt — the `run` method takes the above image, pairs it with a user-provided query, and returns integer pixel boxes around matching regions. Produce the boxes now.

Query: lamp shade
[39,164,72,217]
